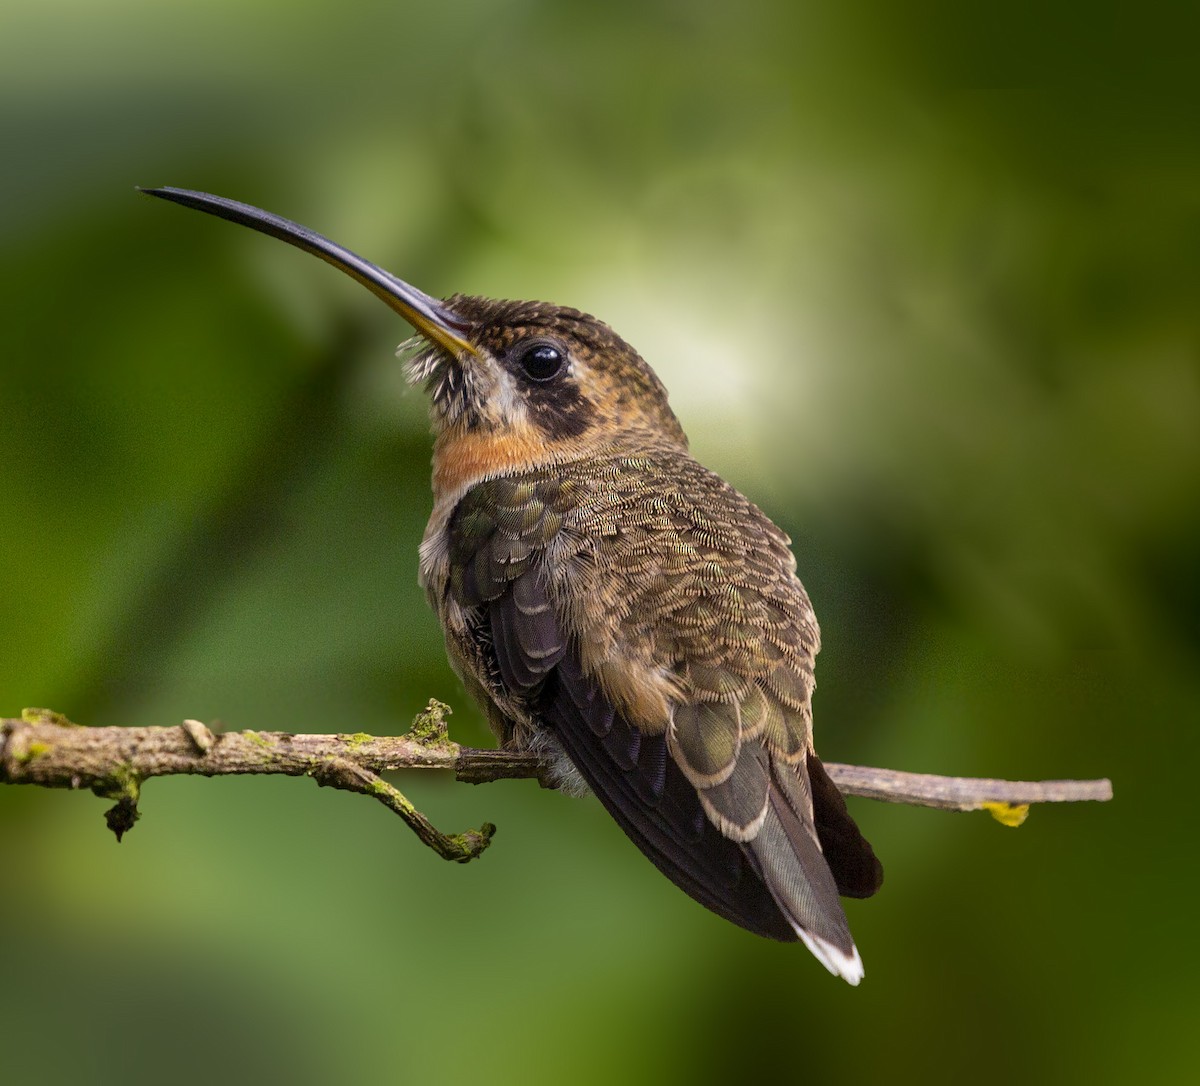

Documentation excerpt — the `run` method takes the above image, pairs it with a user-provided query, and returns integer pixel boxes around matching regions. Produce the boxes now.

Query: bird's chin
[400,338,475,426]
[399,334,444,387]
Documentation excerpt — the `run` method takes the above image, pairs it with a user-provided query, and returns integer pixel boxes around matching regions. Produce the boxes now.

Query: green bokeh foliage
[2,2,1197,1083]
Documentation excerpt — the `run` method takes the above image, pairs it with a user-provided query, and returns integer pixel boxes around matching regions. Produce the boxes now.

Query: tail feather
[808,753,884,899]
[747,754,865,985]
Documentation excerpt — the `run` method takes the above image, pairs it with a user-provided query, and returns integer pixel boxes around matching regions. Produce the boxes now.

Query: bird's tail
[748,754,878,984]
[808,752,884,899]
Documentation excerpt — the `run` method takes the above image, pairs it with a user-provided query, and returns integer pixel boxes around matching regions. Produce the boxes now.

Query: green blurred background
[2,2,1197,1083]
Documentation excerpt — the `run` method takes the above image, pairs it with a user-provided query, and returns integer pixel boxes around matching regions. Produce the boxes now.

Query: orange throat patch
[432,421,565,499]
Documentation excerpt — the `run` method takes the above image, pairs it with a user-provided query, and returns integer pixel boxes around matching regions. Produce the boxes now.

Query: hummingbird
[141,187,883,983]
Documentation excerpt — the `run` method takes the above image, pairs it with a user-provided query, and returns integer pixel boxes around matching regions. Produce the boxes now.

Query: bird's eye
[516,341,565,382]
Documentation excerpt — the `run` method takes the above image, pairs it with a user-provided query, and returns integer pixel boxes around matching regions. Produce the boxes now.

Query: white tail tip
[795,927,864,986]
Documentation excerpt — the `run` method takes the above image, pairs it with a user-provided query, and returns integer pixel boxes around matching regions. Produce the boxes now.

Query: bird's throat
[431,421,566,502]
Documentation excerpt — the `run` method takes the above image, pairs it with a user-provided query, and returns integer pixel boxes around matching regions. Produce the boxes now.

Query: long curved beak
[139,186,476,357]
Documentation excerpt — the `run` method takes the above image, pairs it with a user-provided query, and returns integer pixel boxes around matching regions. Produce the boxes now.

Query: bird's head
[140,188,687,496]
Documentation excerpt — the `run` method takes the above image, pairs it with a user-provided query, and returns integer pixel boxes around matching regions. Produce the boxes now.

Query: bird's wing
[446,460,881,976]
[446,471,794,938]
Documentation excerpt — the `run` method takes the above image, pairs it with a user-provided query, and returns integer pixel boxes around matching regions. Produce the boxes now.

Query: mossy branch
[1,703,1112,861]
